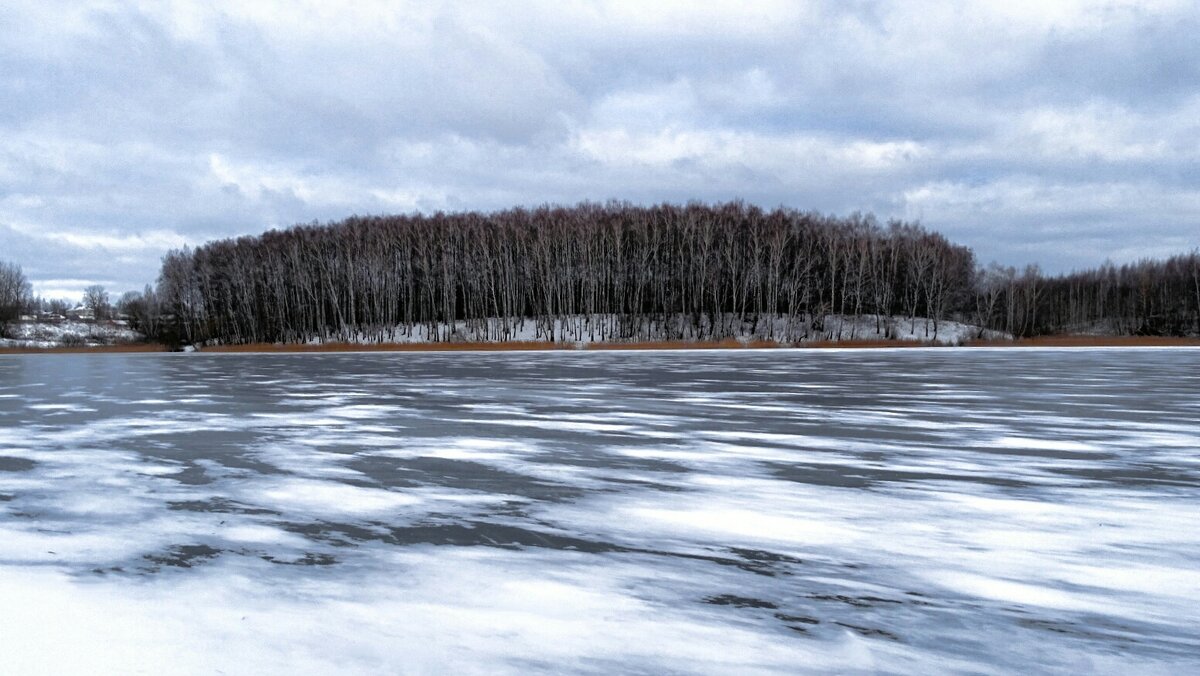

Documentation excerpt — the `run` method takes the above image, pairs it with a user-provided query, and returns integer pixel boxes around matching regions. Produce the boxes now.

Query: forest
[150,202,979,346]
[5,202,1199,346]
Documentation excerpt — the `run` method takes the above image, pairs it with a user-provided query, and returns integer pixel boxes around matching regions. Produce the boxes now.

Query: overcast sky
[2,0,1198,298]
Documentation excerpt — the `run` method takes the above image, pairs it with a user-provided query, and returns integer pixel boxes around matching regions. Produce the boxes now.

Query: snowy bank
[0,320,144,349]
[203,314,1010,348]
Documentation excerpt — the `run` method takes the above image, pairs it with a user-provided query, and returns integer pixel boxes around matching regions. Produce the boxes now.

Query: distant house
[67,305,95,321]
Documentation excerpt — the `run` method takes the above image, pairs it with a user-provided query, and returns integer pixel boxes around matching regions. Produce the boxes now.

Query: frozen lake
[1,349,1198,674]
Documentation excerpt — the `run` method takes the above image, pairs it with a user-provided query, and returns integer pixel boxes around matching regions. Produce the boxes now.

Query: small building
[67,305,95,321]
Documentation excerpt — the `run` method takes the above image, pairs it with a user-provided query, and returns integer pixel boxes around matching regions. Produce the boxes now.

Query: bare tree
[117,286,163,336]
[146,201,1197,347]
[83,284,111,321]
[0,260,32,329]
[973,263,1009,337]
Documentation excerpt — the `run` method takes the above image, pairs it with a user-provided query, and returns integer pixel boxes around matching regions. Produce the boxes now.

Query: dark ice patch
[1047,464,1200,487]
[284,517,631,554]
[769,462,1030,489]
[281,519,391,547]
[809,593,905,608]
[143,544,222,569]
[833,622,900,640]
[347,456,586,502]
[167,497,280,515]
[0,456,36,472]
[261,552,338,566]
[979,445,1118,461]
[387,522,624,552]
[529,451,691,475]
[598,476,685,493]
[1016,615,1144,647]
[775,612,822,634]
[704,594,778,609]
[337,456,425,489]
[140,430,286,476]
[622,546,801,577]
[164,464,214,485]
[775,612,820,624]
[768,464,872,488]
[721,547,805,576]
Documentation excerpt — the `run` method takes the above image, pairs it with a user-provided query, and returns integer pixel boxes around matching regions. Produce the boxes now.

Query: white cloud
[573,128,926,175]
[973,0,1193,30]
[902,178,1200,266]
[3,220,188,255]
[973,99,1200,164]
[29,279,124,301]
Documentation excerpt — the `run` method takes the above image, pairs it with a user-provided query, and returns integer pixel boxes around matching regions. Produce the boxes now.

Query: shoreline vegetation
[4,203,1198,349]
[3,334,1199,355]
[105,202,1199,348]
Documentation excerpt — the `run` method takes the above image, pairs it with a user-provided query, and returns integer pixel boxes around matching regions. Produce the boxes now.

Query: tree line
[0,261,32,327]
[133,202,1200,345]
[975,254,1200,338]
[6,201,1198,345]
[142,202,984,346]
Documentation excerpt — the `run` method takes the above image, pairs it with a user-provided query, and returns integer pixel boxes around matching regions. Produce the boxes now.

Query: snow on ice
[1,348,1198,674]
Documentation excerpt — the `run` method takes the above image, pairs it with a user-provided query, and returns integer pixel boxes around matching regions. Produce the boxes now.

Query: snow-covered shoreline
[0,320,143,349]
[193,314,1011,350]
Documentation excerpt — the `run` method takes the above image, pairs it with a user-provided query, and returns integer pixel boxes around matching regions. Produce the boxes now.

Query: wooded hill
[127,202,1199,346]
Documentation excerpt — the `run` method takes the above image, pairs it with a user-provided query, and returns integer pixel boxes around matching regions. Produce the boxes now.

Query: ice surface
[1,348,1198,674]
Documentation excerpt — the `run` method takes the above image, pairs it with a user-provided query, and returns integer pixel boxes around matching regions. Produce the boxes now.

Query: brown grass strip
[967,335,1200,348]
[0,343,169,355]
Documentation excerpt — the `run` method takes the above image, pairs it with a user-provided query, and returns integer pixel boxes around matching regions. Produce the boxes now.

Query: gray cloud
[1,0,1198,299]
